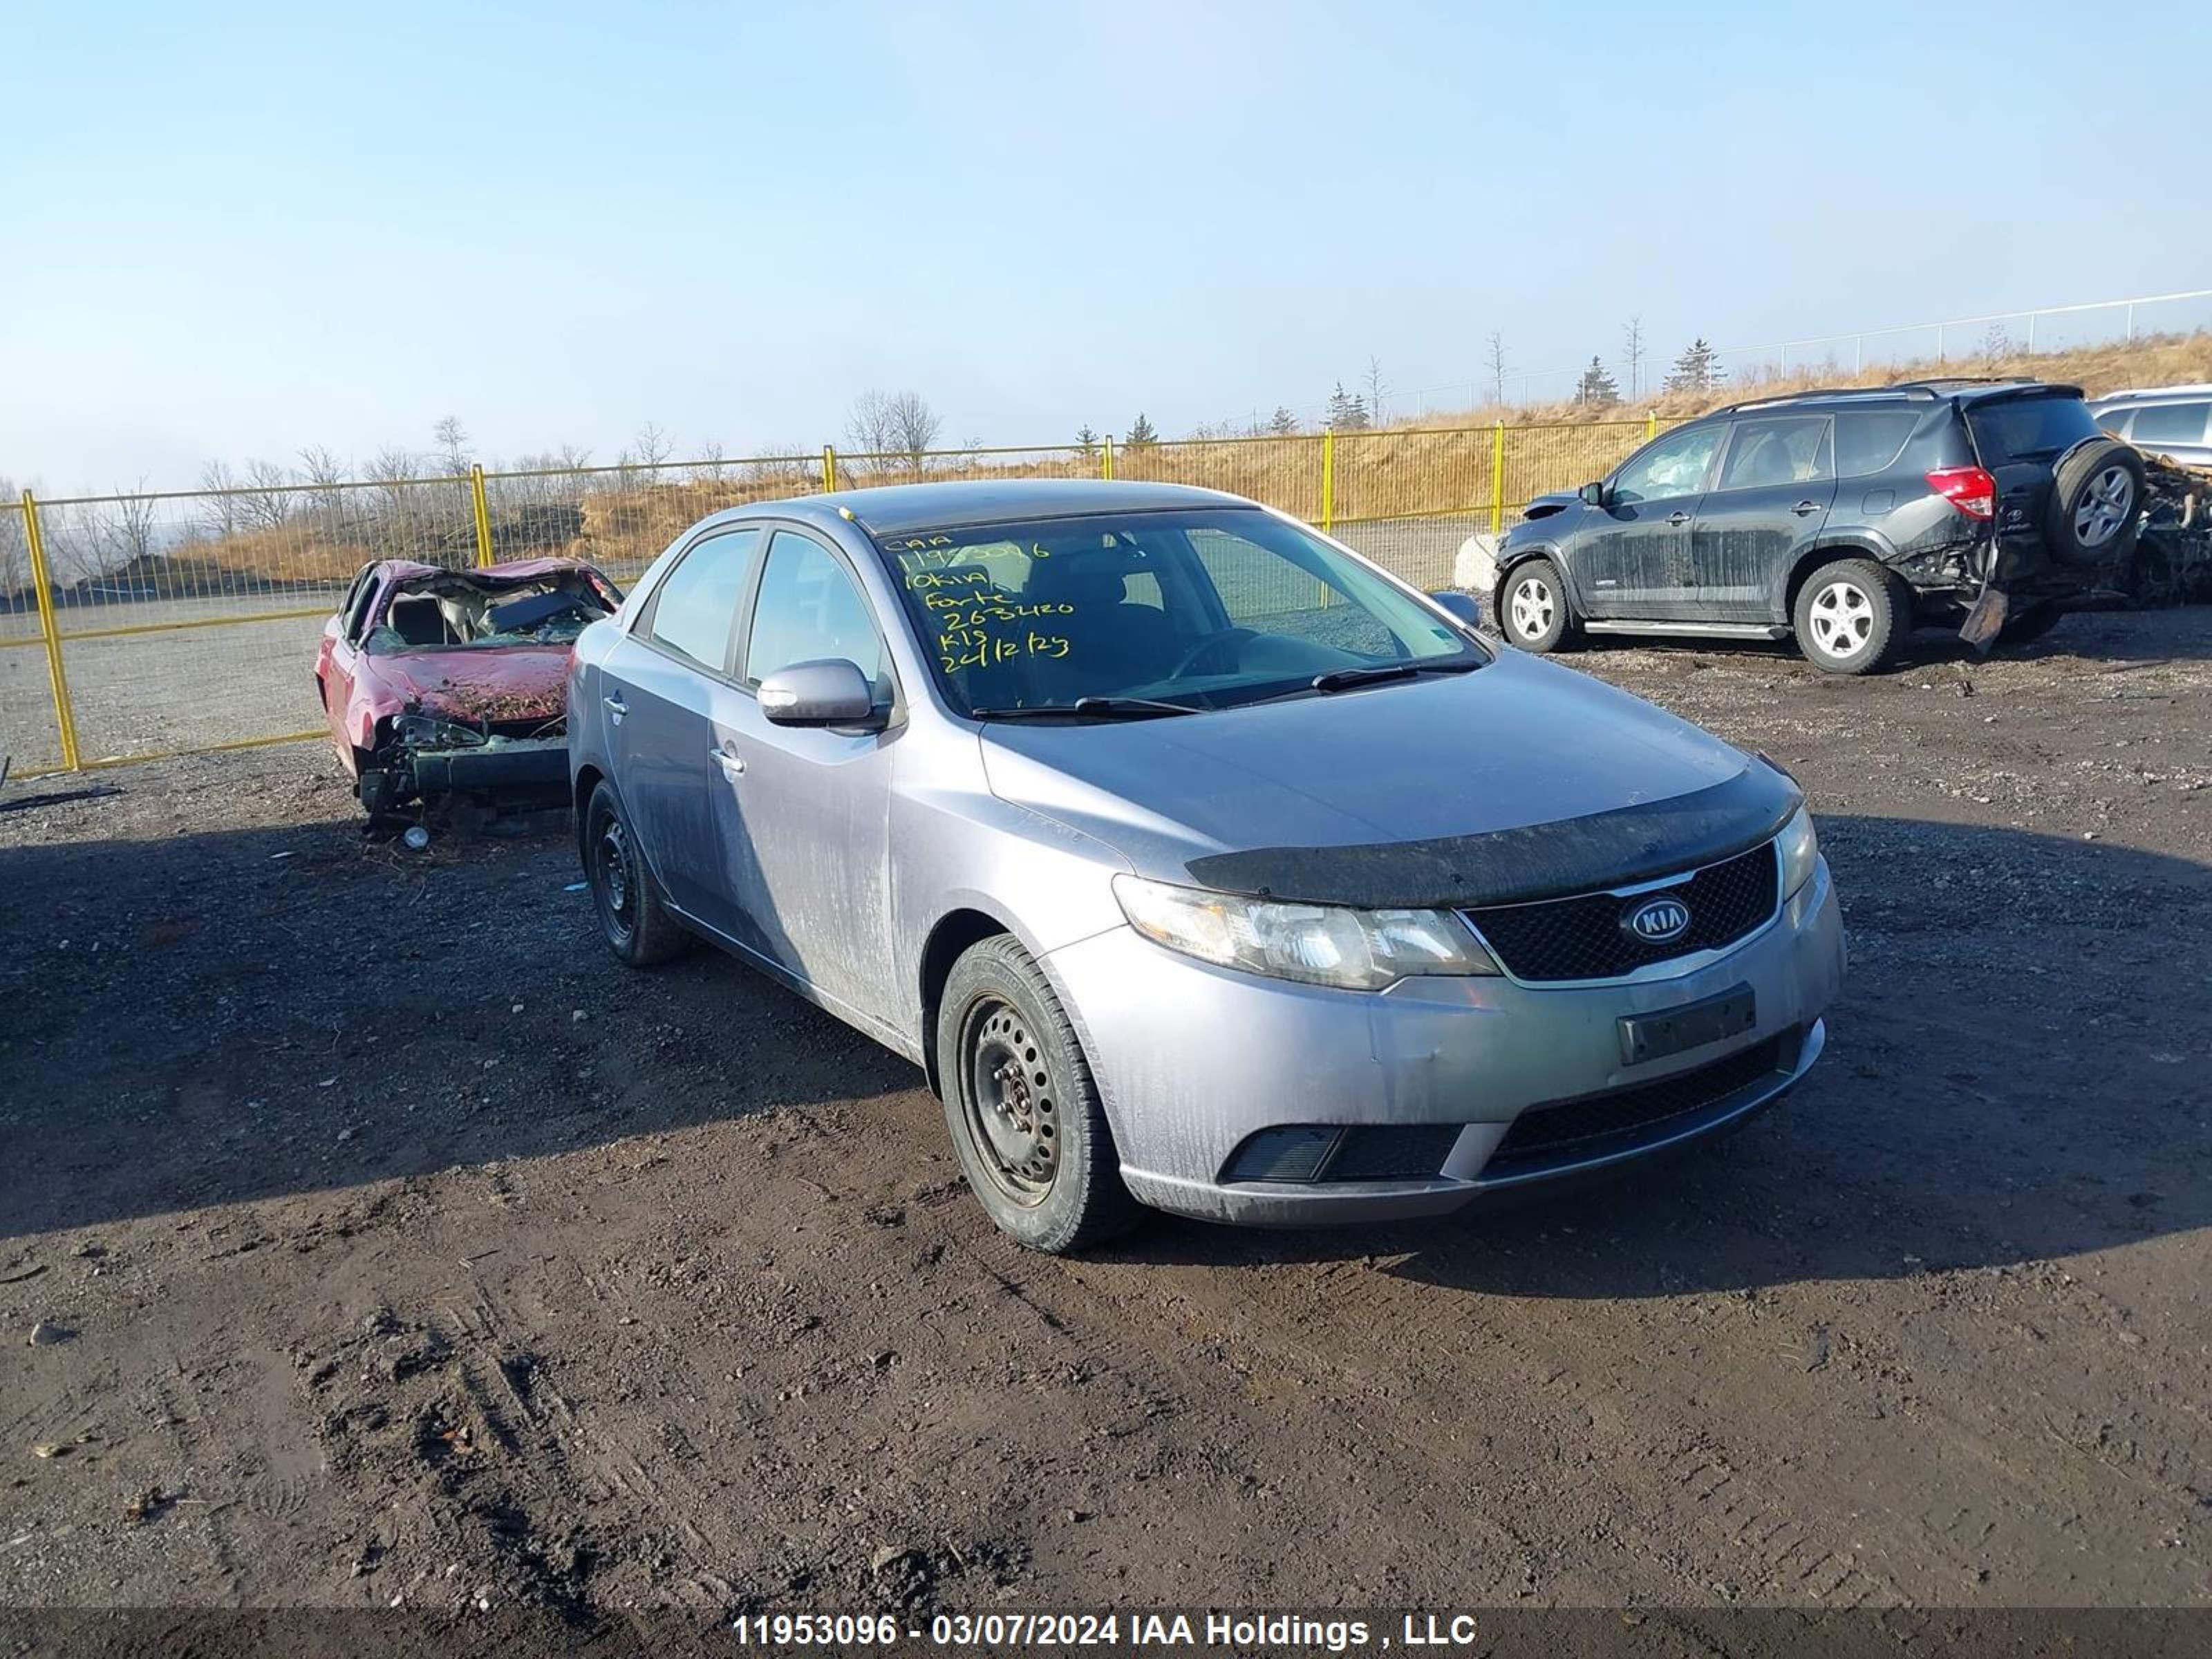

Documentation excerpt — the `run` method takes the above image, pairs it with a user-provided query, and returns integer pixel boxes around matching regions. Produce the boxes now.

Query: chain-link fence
[1,418,1665,778]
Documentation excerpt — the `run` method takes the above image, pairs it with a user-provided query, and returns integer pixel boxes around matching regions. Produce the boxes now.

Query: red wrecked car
[315,557,623,825]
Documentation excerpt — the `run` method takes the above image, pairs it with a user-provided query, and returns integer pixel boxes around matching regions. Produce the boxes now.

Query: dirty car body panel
[316,557,621,823]
[571,480,1844,1230]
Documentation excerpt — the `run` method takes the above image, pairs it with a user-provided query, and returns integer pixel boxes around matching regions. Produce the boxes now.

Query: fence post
[1320,429,1334,533]
[1645,411,1658,440]
[1100,435,1114,481]
[469,465,495,568]
[821,445,838,493]
[1489,422,1505,536]
[21,490,82,773]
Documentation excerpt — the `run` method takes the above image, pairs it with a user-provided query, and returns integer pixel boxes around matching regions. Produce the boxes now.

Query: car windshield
[1967,394,2103,465]
[871,507,1481,717]
[362,570,619,654]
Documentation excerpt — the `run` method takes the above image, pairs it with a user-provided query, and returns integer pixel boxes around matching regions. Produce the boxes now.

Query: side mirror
[1577,481,1606,507]
[1426,590,1482,630]
[759,659,882,729]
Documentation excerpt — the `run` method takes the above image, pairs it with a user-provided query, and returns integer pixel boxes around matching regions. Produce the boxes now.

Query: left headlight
[1112,874,1501,992]
[1777,805,1819,898]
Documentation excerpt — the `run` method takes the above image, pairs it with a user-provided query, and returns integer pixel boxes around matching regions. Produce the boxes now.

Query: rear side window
[644,527,762,672]
[2094,407,2133,438]
[1967,395,2103,465]
[1833,411,1922,477]
[1718,415,1832,489]
[2128,402,2211,447]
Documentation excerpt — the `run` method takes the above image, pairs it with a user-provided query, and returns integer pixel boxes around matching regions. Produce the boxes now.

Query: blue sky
[3,0,2207,491]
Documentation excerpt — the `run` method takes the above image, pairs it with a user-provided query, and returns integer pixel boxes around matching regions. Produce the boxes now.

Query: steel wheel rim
[1509,576,1555,639]
[1808,579,1873,658]
[2074,465,2134,548]
[961,997,1058,1206]
[596,816,635,939]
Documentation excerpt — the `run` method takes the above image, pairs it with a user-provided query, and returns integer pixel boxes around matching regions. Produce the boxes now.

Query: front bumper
[1046,857,1846,1226]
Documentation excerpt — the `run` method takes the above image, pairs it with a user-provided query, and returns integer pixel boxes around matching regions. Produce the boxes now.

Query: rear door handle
[711,747,746,778]
[1791,500,1821,516]
[602,693,626,724]
[1666,511,1691,527]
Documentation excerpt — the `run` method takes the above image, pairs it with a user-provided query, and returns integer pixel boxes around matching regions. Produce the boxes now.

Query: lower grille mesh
[1487,1036,1788,1172]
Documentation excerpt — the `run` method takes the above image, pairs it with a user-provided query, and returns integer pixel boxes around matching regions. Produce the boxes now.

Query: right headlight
[1112,874,1501,991]
[1777,805,1819,898]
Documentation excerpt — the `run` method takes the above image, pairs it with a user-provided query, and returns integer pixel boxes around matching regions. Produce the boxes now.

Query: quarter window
[644,528,762,673]
[745,532,884,687]
[2128,402,2211,447]
[1611,427,1722,504]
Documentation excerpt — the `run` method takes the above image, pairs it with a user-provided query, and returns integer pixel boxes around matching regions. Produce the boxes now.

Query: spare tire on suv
[2045,438,2144,568]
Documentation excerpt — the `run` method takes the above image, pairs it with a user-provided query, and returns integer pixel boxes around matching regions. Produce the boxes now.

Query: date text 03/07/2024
[727,1611,1491,1649]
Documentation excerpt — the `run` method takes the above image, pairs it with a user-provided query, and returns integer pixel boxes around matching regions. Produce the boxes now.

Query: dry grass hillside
[42,330,2211,602]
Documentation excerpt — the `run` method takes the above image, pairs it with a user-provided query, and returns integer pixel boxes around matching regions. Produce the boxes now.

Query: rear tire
[935,935,1142,1254]
[1998,602,2067,647]
[2045,438,2144,569]
[1792,558,1904,675]
[1499,558,1574,653]
[584,781,691,967]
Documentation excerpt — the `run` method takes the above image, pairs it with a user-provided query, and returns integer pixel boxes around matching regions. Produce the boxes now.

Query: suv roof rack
[2093,383,2212,402]
[1707,377,2039,417]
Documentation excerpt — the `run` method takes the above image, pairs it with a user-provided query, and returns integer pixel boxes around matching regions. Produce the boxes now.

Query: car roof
[1705,378,2083,418]
[694,478,1255,540]
[2089,384,2212,406]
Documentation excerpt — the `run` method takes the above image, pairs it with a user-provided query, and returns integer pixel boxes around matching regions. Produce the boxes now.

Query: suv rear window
[1833,410,1920,477]
[1967,395,2103,465]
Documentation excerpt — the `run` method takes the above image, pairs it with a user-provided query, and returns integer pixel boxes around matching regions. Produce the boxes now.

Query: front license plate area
[1619,985,1757,1067]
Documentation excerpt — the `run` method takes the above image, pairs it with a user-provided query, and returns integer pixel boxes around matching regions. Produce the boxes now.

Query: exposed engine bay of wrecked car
[353,565,619,826]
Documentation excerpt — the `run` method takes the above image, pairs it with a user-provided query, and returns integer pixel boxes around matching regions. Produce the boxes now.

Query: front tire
[935,935,1141,1254]
[584,781,691,967]
[1792,558,1904,675]
[1499,558,1574,653]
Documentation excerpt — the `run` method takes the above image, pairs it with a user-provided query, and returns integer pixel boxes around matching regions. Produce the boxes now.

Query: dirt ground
[3,610,2209,1622]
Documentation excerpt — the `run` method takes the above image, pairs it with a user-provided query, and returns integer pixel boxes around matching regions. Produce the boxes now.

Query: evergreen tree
[1324,382,1371,431]
[1267,405,1301,435]
[1076,424,1100,458]
[1664,338,1727,393]
[1575,356,1621,406]
[1125,413,1159,448]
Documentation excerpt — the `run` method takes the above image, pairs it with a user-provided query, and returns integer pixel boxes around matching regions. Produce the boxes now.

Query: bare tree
[432,416,472,476]
[296,444,350,527]
[845,389,942,472]
[0,476,28,593]
[632,421,673,471]
[197,459,243,538]
[1622,315,1647,400]
[695,438,727,480]
[1363,355,1390,428]
[236,459,297,530]
[1485,332,1509,406]
[90,479,161,574]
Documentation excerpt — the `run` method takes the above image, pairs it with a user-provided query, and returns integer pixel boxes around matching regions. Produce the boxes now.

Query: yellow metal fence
[0,418,1660,778]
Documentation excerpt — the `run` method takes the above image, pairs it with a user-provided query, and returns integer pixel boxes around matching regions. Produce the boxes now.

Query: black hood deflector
[1183,763,1801,910]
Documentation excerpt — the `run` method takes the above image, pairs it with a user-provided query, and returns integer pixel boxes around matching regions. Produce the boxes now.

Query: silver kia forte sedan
[569,480,1845,1252]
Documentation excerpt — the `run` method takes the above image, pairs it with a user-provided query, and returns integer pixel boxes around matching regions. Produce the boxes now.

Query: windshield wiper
[970,696,1198,721]
[1309,659,1481,693]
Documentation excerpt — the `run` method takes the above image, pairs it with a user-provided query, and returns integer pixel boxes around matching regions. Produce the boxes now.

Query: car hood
[355,646,572,725]
[977,652,1799,909]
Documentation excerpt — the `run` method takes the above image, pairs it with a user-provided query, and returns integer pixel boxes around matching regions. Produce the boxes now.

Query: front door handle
[1791,500,1821,516]
[602,693,626,724]
[711,747,746,778]
[1666,511,1691,527]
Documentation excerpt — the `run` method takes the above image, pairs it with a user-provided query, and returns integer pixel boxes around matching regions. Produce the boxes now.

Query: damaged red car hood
[361,646,572,724]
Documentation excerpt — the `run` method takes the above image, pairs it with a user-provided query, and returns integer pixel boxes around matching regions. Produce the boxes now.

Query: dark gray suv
[1474,380,2145,673]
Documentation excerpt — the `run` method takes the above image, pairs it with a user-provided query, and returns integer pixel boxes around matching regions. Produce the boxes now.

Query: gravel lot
[3,610,2209,1623]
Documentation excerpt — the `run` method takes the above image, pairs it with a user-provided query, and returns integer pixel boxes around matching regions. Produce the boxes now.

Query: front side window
[1611,427,1722,503]
[1718,416,1833,490]
[646,527,761,672]
[874,507,1476,715]
[2129,402,2211,447]
[744,532,884,686]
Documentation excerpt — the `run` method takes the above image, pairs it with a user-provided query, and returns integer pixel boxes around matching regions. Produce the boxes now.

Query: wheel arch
[572,763,608,872]
[918,906,1022,1096]
[1781,534,1903,624]
[1493,541,1571,616]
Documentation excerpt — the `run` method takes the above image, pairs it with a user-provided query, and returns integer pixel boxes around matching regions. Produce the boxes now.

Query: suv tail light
[1927,465,1997,521]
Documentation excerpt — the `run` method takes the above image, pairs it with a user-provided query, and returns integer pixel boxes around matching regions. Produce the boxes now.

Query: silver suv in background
[569,481,1845,1253]
[2092,385,2212,469]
